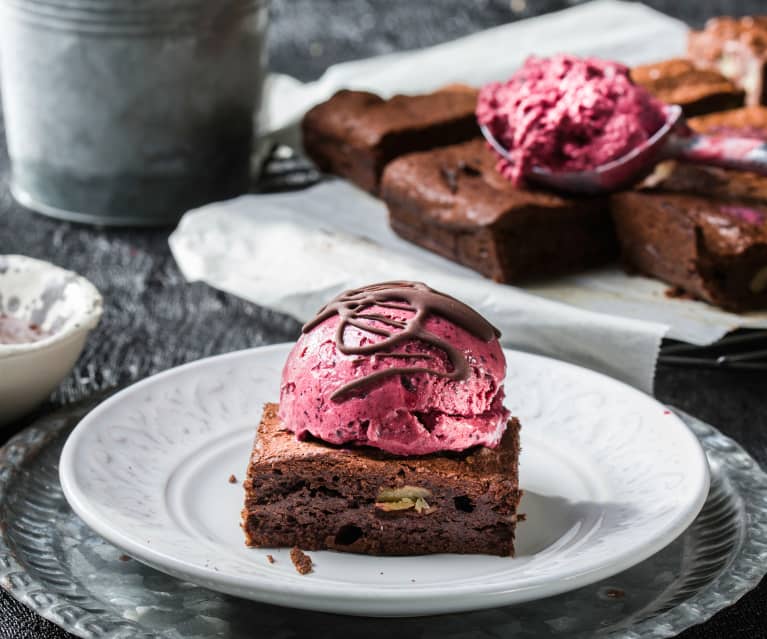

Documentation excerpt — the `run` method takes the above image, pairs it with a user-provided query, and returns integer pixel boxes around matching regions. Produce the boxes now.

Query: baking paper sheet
[171,0,767,393]
[170,182,666,393]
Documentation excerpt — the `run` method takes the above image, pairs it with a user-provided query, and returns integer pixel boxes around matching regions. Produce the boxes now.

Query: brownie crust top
[381,138,601,229]
[253,403,521,479]
[303,87,479,150]
[631,58,744,108]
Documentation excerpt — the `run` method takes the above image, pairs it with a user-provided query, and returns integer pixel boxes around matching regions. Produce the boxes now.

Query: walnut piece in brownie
[241,403,522,556]
[688,17,767,106]
[611,107,767,311]
[301,86,479,194]
[631,58,744,117]
[380,138,616,283]
[290,547,313,575]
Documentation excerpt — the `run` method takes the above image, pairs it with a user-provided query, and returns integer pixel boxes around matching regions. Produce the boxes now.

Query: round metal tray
[0,399,765,639]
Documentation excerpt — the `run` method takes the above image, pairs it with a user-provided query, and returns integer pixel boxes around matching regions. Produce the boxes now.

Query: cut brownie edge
[381,139,617,283]
[610,190,767,311]
[611,106,767,311]
[631,57,745,118]
[242,403,522,556]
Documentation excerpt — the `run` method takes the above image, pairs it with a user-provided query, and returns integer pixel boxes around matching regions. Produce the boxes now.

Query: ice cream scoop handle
[667,133,767,175]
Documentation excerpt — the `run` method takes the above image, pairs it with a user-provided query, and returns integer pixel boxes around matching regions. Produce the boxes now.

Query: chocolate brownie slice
[631,58,744,117]
[611,191,767,310]
[688,17,767,106]
[691,105,767,138]
[301,86,479,194]
[380,138,616,283]
[610,107,767,311]
[242,403,522,556]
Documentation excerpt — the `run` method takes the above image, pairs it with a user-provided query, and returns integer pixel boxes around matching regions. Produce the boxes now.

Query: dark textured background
[2,1,766,637]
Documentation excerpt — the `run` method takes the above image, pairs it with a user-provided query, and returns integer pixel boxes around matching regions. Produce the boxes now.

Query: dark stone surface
[0,1,765,637]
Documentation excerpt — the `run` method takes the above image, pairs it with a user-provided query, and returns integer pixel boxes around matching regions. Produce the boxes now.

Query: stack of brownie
[301,22,767,311]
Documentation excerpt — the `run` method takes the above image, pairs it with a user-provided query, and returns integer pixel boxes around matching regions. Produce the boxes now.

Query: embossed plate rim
[58,345,709,615]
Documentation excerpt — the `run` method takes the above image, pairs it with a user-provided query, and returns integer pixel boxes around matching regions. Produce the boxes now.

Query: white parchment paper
[170,182,666,393]
[171,0,767,393]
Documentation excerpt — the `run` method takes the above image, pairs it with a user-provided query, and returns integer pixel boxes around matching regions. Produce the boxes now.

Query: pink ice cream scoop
[278,282,510,456]
[477,54,767,194]
[476,54,667,186]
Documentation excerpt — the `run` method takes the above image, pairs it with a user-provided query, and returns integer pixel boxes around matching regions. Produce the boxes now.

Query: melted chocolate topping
[302,282,500,401]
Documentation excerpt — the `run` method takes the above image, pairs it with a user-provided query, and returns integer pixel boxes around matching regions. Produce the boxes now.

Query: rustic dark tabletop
[1,1,766,637]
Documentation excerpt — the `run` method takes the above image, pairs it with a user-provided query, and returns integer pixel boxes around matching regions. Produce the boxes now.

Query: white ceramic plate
[60,345,709,617]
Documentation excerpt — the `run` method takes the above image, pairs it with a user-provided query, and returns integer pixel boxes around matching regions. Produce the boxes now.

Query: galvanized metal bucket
[0,0,270,226]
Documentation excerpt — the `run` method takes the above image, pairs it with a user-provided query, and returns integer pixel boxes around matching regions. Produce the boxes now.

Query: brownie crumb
[118,554,130,562]
[290,547,313,575]
[228,474,237,484]
[665,286,697,300]
[266,554,275,564]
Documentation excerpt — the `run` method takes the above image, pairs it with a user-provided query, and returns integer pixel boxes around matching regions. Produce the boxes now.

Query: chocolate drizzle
[302,282,500,401]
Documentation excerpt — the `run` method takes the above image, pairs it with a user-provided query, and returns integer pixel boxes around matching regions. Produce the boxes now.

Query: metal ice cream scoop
[480,105,767,194]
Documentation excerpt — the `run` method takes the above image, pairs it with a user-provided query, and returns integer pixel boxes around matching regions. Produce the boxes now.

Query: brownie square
[380,139,616,283]
[691,104,767,138]
[610,191,767,310]
[610,107,767,311]
[631,58,744,117]
[242,403,523,556]
[301,86,480,194]
[688,17,767,106]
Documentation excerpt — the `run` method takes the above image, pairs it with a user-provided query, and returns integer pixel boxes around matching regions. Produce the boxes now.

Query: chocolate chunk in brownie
[611,107,767,311]
[631,58,744,117]
[301,86,479,194]
[242,403,522,556]
[380,138,616,283]
[688,17,767,106]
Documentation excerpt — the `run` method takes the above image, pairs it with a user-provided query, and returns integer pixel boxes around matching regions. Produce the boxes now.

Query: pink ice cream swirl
[278,282,510,456]
[476,54,667,185]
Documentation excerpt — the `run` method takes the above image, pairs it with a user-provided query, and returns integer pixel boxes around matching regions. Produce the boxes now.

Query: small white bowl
[0,255,102,425]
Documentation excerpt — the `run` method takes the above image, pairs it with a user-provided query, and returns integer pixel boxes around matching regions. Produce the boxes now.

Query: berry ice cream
[278,282,510,456]
[476,54,667,185]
